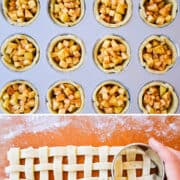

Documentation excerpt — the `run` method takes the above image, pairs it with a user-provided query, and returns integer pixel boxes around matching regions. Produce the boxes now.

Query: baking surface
[0,115,180,179]
[0,0,180,113]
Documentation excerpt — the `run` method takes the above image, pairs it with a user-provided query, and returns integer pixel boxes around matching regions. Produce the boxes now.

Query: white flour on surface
[1,115,179,144]
[1,116,72,141]
[74,115,180,143]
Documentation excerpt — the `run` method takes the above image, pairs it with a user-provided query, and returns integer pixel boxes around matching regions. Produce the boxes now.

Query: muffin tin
[0,0,179,113]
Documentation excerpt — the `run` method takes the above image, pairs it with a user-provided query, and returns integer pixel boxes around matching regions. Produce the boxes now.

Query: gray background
[0,0,179,114]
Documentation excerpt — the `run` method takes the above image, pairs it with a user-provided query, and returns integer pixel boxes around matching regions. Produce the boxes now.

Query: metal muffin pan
[0,0,179,114]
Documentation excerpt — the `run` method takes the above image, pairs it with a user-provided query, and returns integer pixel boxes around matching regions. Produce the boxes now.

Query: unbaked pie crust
[49,0,85,27]
[139,81,178,114]
[94,0,132,28]
[1,34,40,72]
[93,80,130,114]
[112,144,164,180]
[3,0,40,26]
[47,34,85,72]
[139,35,177,74]
[47,81,84,114]
[140,0,178,28]
[0,80,39,114]
[94,35,130,73]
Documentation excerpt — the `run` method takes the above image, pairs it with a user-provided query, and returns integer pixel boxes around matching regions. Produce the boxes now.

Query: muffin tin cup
[94,0,133,28]
[1,33,40,72]
[93,34,131,74]
[139,34,178,75]
[139,0,178,28]
[0,0,179,113]
[48,0,85,27]
[0,80,39,114]
[111,143,165,180]
[46,80,85,114]
[92,80,130,114]
[138,80,179,114]
[47,34,85,72]
[2,0,41,26]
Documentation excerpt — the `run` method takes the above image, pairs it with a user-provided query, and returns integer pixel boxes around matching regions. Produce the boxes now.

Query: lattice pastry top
[5,146,164,180]
[112,144,164,180]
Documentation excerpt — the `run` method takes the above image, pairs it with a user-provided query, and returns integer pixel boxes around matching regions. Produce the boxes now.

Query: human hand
[149,138,180,180]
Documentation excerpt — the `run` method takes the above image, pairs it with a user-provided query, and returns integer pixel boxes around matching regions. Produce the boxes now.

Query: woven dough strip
[5,146,162,180]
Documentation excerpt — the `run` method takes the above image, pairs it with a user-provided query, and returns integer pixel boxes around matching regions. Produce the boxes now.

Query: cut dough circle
[3,0,40,26]
[0,80,39,114]
[112,143,165,180]
[138,81,178,114]
[49,0,85,27]
[139,0,178,28]
[93,35,131,73]
[93,80,130,114]
[139,35,177,74]
[1,34,40,72]
[47,81,85,114]
[47,34,85,72]
[94,0,133,28]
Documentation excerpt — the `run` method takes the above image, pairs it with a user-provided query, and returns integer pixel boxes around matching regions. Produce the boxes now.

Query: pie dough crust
[112,144,164,180]
[139,0,178,28]
[2,0,40,26]
[47,34,85,72]
[139,35,177,74]
[94,35,131,73]
[47,81,85,114]
[0,80,39,114]
[1,34,40,72]
[93,80,130,114]
[138,81,179,114]
[49,0,85,27]
[94,0,133,28]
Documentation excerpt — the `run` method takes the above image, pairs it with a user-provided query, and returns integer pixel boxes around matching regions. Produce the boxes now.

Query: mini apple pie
[140,0,178,27]
[47,81,84,114]
[139,35,177,74]
[94,0,132,27]
[139,81,178,114]
[112,144,164,180]
[93,81,130,114]
[49,0,85,26]
[0,80,39,114]
[94,35,130,73]
[3,0,40,26]
[48,35,85,72]
[1,34,40,72]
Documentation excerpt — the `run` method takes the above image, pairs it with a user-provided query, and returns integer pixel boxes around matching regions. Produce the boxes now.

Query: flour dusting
[87,116,153,142]
[1,116,179,143]
[83,116,179,142]
[2,116,72,141]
